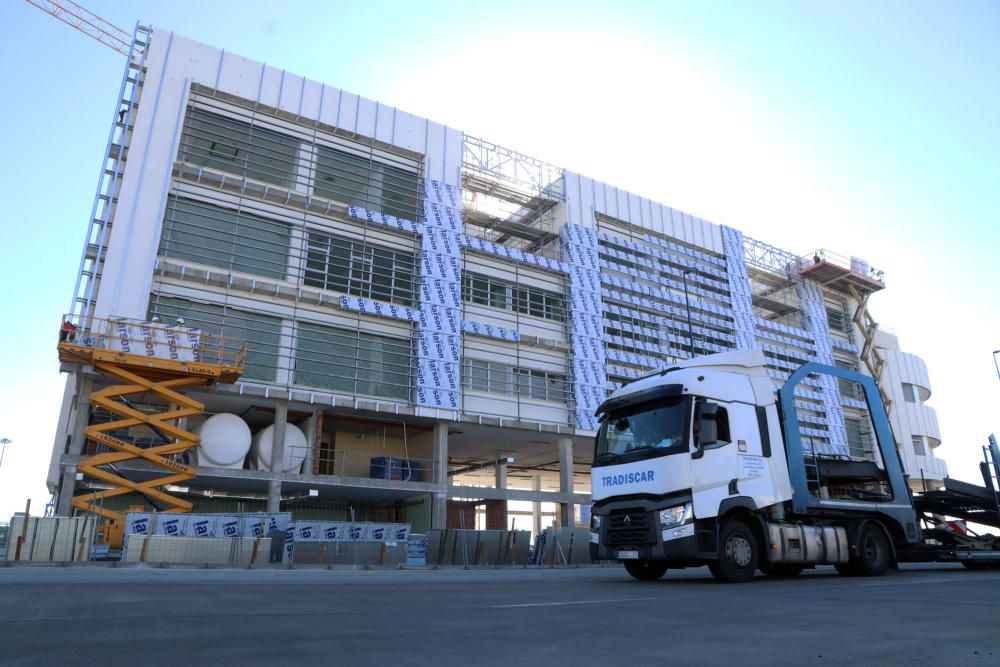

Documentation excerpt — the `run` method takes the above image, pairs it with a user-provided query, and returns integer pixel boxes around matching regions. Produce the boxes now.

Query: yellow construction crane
[58,317,246,547]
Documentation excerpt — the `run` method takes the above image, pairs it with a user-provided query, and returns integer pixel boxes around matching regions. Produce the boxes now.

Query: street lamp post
[993,350,1000,384]
[0,438,10,473]
[681,269,695,359]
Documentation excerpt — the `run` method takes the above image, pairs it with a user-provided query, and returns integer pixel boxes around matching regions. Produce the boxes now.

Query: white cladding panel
[879,345,946,479]
[564,171,723,254]
[95,30,460,321]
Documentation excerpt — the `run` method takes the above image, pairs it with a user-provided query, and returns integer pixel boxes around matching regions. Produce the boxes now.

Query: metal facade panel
[299,78,324,121]
[355,96,378,138]
[277,71,304,115]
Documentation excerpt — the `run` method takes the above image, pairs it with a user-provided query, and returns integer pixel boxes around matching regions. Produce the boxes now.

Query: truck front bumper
[589,494,706,564]
[590,523,700,562]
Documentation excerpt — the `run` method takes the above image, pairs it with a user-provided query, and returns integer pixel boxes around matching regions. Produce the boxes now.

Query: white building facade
[47,27,947,534]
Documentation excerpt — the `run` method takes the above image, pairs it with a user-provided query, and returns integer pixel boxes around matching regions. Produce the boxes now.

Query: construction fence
[2,513,598,567]
[2,516,96,563]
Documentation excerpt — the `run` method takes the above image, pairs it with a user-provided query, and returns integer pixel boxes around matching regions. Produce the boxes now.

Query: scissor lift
[58,316,246,547]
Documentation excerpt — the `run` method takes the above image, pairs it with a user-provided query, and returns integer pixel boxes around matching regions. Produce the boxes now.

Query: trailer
[588,350,1000,582]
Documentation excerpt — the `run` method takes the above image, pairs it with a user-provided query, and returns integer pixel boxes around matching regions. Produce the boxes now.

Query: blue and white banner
[347,205,423,235]
[460,319,520,342]
[339,296,419,323]
[293,522,410,543]
[122,512,294,563]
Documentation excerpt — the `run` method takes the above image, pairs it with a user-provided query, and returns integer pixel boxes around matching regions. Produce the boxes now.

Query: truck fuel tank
[767,523,849,565]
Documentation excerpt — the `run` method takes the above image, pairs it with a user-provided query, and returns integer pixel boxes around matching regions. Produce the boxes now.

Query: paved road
[0,563,997,666]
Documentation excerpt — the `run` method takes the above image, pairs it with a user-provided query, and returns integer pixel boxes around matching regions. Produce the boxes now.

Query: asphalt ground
[0,563,997,666]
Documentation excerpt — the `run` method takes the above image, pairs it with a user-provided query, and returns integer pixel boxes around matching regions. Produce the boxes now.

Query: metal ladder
[67,25,151,326]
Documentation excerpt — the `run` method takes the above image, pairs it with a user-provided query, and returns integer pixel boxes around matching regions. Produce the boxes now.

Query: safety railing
[796,249,885,287]
[59,314,247,372]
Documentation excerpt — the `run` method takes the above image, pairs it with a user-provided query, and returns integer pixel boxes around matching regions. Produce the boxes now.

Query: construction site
[3,3,978,571]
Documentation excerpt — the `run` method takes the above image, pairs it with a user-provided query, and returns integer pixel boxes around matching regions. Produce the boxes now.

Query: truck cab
[589,350,1000,582]
[590,351,795,581]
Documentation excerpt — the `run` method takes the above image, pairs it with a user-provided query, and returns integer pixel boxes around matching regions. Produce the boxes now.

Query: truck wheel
[852,524,890,576]
[709,520,759,583]
[623,560,668,581]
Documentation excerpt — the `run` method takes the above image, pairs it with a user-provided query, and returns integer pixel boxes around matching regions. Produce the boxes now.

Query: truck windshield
[594,396,689,466]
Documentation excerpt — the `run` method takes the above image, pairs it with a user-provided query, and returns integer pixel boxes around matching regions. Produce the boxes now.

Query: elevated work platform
[58,315,246,382]
[57,316,246,547]
[796,249,886,294]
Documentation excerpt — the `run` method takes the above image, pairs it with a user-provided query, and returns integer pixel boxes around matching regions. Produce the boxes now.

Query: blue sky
[1,1,998,519]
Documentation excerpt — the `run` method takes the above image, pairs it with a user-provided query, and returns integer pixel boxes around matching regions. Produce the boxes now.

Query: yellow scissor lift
[57,316,246,548]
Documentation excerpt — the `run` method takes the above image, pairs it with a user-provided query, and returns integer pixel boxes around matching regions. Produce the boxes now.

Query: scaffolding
[58,316,245,547]
[461,135,565,258]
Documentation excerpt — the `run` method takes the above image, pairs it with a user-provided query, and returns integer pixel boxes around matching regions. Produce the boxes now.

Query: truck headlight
[659,504,692,529]
[590,515,601,531]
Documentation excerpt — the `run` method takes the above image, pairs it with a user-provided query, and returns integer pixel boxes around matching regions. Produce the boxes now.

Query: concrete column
[266,479,282,514]
[431,421,448,530]
[302,410,318,475]
[495,456,507,490]
[55,468,79,516]
[69,378,93,457]
[266,402,289,513]
[558,436,574,528]
[532,475,542,538]
[271,401,288,474]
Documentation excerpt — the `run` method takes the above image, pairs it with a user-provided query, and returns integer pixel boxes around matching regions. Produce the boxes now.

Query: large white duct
[196,413,252,469]
[252,423,307,473]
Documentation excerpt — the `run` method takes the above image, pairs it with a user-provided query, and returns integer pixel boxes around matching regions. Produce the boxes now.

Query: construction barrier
[3,516,96,562]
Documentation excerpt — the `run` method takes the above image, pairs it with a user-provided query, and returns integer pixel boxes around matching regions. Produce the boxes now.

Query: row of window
[461,272,566,322]
[180,107,423,221]
[462,359,567,402]
[159,197,573,320]
[148,296,570,403]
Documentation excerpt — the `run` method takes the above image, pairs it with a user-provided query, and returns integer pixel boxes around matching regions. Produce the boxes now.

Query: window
[463,359,511,394]
[845,416,874,459]
[912,436,927,456]
[159,197,291,280]
[148,296,281,382]
[179,108,300,188]
[835,359,864,401]
[463,360,566,401]
[901,383,920,403]
[304,232,417,306]
[313,146,421,221]
[295,322,411,400]
[826,306,850,334]
[462,272,565,322]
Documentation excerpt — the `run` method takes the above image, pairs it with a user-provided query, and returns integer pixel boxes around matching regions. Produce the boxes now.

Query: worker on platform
[59,318,77,343]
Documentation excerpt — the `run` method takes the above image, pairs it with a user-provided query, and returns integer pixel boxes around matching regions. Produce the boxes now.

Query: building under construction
[45,26,947,550]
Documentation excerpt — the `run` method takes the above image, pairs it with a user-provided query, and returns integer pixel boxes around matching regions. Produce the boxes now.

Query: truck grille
[607,509,653,546]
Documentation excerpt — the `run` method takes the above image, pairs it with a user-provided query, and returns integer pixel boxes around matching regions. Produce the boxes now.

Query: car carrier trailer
[588,350,1000,582]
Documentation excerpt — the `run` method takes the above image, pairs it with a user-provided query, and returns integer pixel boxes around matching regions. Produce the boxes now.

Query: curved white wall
[876,332,947,484]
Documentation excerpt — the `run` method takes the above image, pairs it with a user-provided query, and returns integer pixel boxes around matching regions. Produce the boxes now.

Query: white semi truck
[589,350,1000,582]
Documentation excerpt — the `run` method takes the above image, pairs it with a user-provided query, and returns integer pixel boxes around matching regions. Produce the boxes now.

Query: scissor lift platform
[57,316,246,547]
